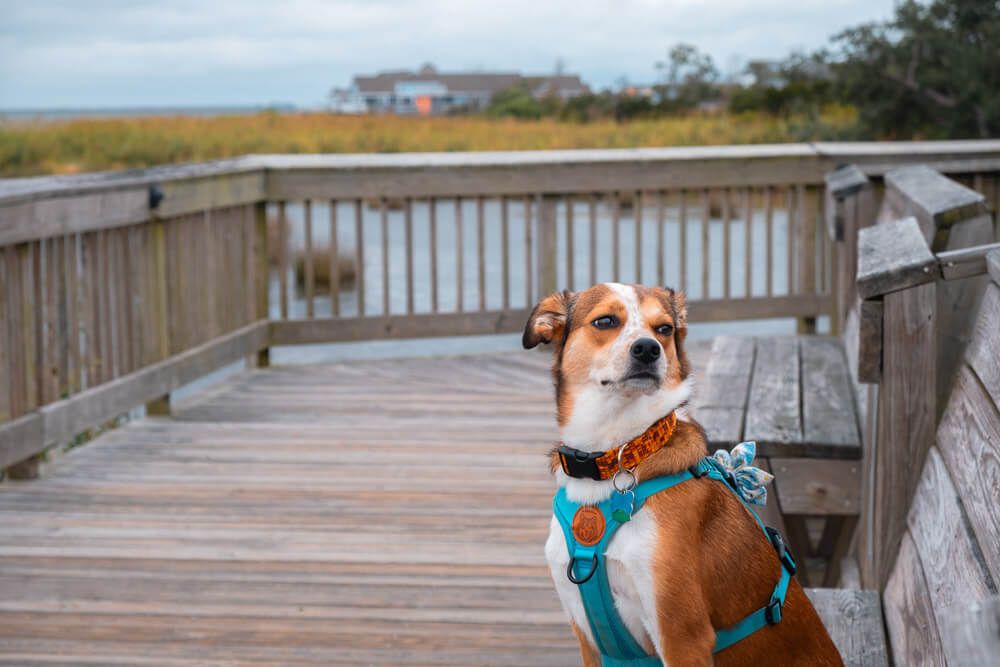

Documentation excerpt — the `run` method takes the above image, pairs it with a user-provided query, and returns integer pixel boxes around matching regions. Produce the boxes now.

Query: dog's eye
[592,316,618,330]
[656,323,674,336]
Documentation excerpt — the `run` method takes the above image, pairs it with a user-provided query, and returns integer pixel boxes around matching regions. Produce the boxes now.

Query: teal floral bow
[711,441,774,506]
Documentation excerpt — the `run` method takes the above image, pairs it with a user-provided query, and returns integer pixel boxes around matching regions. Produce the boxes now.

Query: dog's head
[523,283,692,444]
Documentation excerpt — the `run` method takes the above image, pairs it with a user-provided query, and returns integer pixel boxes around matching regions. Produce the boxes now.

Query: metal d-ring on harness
[552,450,797,666]
[566,446,637,586]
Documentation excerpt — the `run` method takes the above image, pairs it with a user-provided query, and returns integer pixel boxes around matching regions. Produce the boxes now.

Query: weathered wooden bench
[696,163,1000,665]
[693,334,861,587]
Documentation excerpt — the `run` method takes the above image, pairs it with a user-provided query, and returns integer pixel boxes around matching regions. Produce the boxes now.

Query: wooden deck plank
[800,336,861,455]
[806,589,888,667]
[0,350,575,666]
[745,337,802,452]
[0,340,846,666]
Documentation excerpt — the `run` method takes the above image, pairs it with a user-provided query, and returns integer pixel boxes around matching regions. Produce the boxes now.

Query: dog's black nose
[630,338,661,363]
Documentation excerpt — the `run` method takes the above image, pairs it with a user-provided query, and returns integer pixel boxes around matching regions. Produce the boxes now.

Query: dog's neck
[556,377,696,504]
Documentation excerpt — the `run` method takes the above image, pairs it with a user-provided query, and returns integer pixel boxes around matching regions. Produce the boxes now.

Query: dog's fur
[524,283,842,666]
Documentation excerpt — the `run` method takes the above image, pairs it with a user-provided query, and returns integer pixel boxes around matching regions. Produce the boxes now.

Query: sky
[0,0,897,110]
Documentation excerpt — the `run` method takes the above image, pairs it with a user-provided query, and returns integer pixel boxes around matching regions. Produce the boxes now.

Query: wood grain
[805,588,888,667]
[800,336,860,451]
[872,281,936,588]
[905,447,997,665]
[856,217,937,299]
[883,531,947,667]
[935,365,1000,585]
[746,337,801,449]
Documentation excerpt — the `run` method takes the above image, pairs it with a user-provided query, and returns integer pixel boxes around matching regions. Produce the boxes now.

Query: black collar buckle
[557,446,605,481]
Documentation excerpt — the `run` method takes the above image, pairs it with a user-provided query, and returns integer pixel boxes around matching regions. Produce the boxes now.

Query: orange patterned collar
[556,412,679,481]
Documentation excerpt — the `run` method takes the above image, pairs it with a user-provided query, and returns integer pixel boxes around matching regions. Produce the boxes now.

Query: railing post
[253,201,271,367]
[144,217,172,416]
[882,166,993,419]
[538,195,558,297]
[796,185,819,334]
[856,216,939,589]
[825,165,874,336]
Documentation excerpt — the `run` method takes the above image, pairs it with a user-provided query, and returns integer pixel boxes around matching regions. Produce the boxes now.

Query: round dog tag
[571,506,606,546]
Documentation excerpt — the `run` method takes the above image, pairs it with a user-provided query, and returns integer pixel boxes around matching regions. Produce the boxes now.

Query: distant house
[330,64,589,115]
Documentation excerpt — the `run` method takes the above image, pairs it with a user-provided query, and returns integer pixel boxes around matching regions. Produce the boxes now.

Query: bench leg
[783,515,814,586]
[819,515,859,587]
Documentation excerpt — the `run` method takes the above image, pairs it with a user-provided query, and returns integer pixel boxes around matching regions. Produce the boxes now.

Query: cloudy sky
[0,0,895,109]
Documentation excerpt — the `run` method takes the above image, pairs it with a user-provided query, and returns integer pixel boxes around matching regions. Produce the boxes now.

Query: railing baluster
[329,200,340,317]
[0,251,10,421]
[722,188,731,299]
[278,201,289,320]
[656,191,665,287]
[304,200,314,318]
[787,187,796,296]
[612,194,621,282]
[588,195,597,287]
[524,195,533,305]
[45,237,60,400]
[477,196,485,311]
[381,199,390,316]
[679,190,687,293]
[701,189,710,300]
[64,234,81,395]
[32,240,46,401]
[11,246,29,412]
[501,197,510,310]
[354,199,365,317]
[744,188,753,298]
[405,198,415,315]
[456,198,464,312]
[566,197,575,291]
[634,191,642,283]
[429,197,439,313]
[765,186,774,298]
[243,204,256,325]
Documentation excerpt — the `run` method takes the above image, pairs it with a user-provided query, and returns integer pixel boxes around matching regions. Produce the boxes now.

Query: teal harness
[553,456,796,666]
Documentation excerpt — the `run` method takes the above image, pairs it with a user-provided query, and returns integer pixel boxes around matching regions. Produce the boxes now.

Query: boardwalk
[0,350,596,666]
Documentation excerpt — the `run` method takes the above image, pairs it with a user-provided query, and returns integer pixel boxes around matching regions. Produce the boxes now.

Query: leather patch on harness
[572,506,606,546]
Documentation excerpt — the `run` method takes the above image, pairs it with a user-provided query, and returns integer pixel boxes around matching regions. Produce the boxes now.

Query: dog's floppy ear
[664,287,690,377]
[667,288,687,329]
[522,291,572,349]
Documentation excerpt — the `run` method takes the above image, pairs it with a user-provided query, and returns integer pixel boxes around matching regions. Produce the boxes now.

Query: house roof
[353,67,588,95]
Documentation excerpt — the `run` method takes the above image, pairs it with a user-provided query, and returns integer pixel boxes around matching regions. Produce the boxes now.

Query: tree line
[485,0,1000,139]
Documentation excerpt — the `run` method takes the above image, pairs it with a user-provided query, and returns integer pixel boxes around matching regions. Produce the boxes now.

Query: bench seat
[692,335,863,586]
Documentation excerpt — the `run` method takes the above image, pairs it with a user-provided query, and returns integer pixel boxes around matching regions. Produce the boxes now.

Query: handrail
[2,142,1000,479]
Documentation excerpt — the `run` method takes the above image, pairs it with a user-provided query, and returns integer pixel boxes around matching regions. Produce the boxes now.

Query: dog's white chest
[545,508,663,656]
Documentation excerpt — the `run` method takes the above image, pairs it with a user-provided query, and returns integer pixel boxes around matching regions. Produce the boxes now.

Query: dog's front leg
[570,622,601,667]
[653,576,715,666]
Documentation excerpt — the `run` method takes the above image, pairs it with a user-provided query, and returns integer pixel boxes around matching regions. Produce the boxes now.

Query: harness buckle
[765,597,783,626]
[765,526,797,575]
[558,446,604,481]
[688,463,709,478]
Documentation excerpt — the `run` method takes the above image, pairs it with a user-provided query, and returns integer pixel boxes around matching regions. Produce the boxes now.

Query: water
[0,105,296,122]
[266,197,827,362]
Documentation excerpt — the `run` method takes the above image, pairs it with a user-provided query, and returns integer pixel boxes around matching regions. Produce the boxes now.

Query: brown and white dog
[523,283,842,666]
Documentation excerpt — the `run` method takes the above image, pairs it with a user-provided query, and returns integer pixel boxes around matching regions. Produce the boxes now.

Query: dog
[523,283,842,666]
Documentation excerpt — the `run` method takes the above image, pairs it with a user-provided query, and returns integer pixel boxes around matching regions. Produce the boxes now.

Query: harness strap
[553,457,795,664]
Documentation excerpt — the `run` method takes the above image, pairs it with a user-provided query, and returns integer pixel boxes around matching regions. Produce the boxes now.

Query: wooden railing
[2,141,1000,477]
[836,164,998,591]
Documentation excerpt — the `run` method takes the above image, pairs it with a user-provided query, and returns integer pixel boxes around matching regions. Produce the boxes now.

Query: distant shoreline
[0,105,299,121]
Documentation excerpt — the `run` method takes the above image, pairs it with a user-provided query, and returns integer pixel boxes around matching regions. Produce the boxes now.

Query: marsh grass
[0,107,859,177]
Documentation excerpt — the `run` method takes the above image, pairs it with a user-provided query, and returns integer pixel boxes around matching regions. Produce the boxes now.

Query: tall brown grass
[0,107,858,178]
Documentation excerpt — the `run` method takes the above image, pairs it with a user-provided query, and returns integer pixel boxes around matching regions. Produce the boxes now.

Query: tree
[831,0,1000,138]
[486,85,544,119]
[654,44,721,111]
